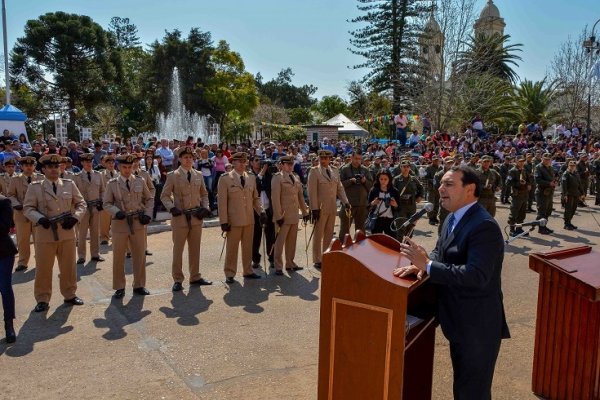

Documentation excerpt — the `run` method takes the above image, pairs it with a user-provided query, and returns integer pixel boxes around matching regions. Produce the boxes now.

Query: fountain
[152,67,220,145]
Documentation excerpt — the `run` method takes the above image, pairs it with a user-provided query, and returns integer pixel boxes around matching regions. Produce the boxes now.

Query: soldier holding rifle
[23,154,86,312]
[161,146,212,292]
[99,154,118,245]
[103,154,153,298]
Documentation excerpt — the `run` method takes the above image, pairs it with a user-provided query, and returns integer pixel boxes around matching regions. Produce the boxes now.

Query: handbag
[365,204,386,233]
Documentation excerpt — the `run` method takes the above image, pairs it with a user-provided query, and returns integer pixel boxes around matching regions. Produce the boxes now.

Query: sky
[4,0,600,100]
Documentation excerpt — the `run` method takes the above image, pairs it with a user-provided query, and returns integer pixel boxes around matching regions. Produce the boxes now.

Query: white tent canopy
[323,113,369,137]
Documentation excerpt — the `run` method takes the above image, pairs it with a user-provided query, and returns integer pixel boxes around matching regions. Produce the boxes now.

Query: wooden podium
[317,232,436,400]
[529,245,600,400]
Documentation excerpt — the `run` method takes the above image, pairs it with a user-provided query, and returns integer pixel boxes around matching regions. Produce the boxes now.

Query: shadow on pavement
[1,304,74,357]
[12,268,35,285]
[159,286,214,326]
[93,295,151,340]
[223,277,270,313]
[77,261,100,281]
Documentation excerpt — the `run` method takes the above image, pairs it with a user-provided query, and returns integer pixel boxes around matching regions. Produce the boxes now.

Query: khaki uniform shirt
[23,178,86,242]
[0,173,15,196]
[307,165,349,214]
[134,169,156,197]
[7,173,44,207]
[160,167,209,228]
[271,172,308,224]
[103,176,154,234]
[101,169,118,186]
[74,169,105,202]
[217,170,263,227]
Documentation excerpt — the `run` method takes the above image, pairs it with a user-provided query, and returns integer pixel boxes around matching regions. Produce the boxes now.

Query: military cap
[481,155,493,161]
[175,146,195,158]
[3,158,16,166]
[515,156,526,162]
[431,156,440,161]
[443,156,455,163]
[116,154,138,164]
[504,156,513,161]
[542,153,552,160]
[79,153,94,161]
[39,154,63,165]
[279,155,294,164]
[18,156,37,165]
[579,151,588,157]
[400,160,411,166]
[102,154,116,162]
[62,157,73,163]
[231,152,248,161]
[318,150,333,157]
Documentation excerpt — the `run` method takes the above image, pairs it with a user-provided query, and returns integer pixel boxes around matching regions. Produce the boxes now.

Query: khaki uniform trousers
[99,210,112,242]
[34,238,77,303]
[312,212,336,264]
[77,208,100,260]
[14,209,33,267]
[112,228,146,290]
[171,224,203,283]
[224,225,254,278]
[274,223,298,270]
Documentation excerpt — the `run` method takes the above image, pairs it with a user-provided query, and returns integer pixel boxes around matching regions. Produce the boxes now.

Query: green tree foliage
[514,79,558,125]
[347,81,393,137]
[256,68,317,109]
[313,95,349,120]
[108,17,141,49]
[456,33,522,84]
[349,0,430,111]
[92,104,121,139]
[11,12,121,138]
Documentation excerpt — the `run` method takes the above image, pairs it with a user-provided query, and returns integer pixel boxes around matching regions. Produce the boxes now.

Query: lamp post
[583,19,600,137]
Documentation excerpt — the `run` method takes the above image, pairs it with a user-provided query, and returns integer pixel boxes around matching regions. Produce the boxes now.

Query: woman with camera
[367,170,400,236]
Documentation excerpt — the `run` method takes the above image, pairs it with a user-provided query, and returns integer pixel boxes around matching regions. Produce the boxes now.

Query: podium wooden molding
[530,245,600,400]
[318,232,436,400]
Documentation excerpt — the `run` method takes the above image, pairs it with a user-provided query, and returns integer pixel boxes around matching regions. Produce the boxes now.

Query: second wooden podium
[317,232,436,400]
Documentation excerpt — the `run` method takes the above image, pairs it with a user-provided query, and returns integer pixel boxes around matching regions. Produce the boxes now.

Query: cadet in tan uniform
[23,154,87,312]
[161,146,212,291]
[133,157,154,256]
[0,159,17,195]
[307,150,350,269]
[7,156,43,271]
[218,152,266,284]
[271,156,310,275]
[74,153,105,264]
[103,154,153,298]
[59,157,76,180]
[99,155,118,245]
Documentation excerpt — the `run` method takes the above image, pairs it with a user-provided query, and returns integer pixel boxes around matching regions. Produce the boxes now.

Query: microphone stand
[504,225,535,244]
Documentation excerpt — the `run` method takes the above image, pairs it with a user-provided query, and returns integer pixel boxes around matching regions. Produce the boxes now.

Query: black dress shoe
[64,296,84,306]
[113,289,125,299]
[76,258,85,264]
[145,250,153,256]
[91,256,105,262]
[269,262,275,269]
[564,224,575,231]
[313,263,322,269]
[34,302,49,312]
[275,270,284,276]
[243,273,261,279]
[133,287,150,296]
[225,277,235,284]
[15,264,27,272]
[5,320,16,344]
[100,240,109,245]
[293,266,304,271]
[172,282,183,292]
[190,278,213,286]
[126,253,131,258]
[251,262,261,269]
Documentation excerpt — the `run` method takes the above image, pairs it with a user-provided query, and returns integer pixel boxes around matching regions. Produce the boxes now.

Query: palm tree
[514,78,559,124]
[456,33,523,83]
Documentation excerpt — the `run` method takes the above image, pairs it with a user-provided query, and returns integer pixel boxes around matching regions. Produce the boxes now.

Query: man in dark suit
[394,165,510,400]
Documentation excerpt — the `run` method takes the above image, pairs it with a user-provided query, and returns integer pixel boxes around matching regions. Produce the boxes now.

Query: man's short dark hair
[352,150,362,157]
[450,165,481,197]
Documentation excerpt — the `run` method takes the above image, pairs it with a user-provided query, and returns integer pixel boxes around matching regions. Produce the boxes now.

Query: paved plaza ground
[1,195,599,399]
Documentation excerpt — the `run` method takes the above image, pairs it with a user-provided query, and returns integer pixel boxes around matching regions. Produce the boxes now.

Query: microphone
[400,203,434,229]
[513,218,547,228]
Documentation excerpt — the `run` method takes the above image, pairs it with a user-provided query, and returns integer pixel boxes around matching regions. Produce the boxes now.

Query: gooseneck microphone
[400,203,434,229]
[512,218,547,228]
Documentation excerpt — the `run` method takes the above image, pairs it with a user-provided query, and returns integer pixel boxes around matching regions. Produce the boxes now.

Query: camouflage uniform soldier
[525,152,536,212]
[576,152,590,207]
[476,155,501,217]
[499,157,512,204]
[434,156,455,234]
[339,151,372,240]
[424,156,442,225]
[593,153,600,206]
[392,160,424,239]
[507,156,533,237]
[534,153,556,234]
[561,160,583,230]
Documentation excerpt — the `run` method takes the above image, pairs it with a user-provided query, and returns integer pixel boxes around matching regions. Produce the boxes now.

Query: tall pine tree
[349,0,430,111]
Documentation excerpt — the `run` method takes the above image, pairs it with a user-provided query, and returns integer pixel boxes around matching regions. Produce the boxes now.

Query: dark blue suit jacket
[429,202,510,344]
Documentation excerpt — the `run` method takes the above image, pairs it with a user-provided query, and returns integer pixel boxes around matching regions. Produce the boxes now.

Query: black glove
[302,214,310,224]
[139,215,152,225]
[61,216,79,230]
[96,203,103,211]
[38,217,51,229]
[115,211,126,220]
[170,207,183,216]
[221,223,231,232]
[277,218,284,227]
[344,203,352,211]
[194,207,211,220]
[311,209,320,223]
[259,212,268,226]
[13,205,23,211]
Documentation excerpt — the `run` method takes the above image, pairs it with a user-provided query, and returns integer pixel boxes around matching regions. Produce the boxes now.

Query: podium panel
[318,233,436,400]
[530,246,600,400]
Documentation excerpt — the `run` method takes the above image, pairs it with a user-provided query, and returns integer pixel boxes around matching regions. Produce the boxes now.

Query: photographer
[367,171,400,236]
[249,156,276,269]
[339,151,373,240]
